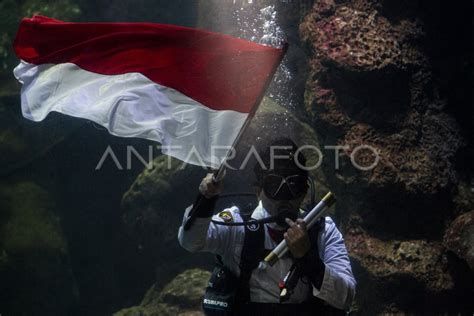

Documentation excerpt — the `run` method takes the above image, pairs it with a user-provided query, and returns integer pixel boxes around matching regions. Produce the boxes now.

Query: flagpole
[183,42,289,231]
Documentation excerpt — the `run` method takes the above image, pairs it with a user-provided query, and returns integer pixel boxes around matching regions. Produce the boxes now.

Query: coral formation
[444,210,474,271]
[113,269,210,316]
[316,1,427,68]
[300,0,463,199]
[300,0,471,313]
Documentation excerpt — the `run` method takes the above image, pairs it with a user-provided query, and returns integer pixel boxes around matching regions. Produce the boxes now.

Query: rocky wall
[300,0,473,313]
[0,181,79,315]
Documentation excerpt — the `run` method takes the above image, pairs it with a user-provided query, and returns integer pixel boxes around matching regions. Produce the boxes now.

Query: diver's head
[253,138,309,227]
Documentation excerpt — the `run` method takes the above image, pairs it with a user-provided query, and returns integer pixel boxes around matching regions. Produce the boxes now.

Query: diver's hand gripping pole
[183,168,226,231]
[264,192,336,266]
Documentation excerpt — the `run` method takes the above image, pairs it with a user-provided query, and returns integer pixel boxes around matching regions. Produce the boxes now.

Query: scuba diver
[178,138,356,315]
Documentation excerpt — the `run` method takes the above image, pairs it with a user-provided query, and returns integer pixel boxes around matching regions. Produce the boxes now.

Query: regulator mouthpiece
[276,206,297,228]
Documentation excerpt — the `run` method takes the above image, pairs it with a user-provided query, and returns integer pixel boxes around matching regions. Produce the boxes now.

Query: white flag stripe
[14,61,247,168]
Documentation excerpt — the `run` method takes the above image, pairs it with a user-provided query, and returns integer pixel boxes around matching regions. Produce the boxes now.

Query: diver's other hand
[199,173,223,199]
[284,218,311,258]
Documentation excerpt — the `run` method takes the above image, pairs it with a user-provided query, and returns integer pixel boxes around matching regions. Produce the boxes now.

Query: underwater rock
[452,180,474,216]
[121,153,208,286]
[299,0,465,242]
[301,4,423,71]
[122,156,202,249]
[299,0,469,313]
[346,230,452,286]
[156,268,211,308]
[444,211,474,271]
[0,181,78,315]
[345,228,457,314]
[300,1,462,202]
[113,268,210,316]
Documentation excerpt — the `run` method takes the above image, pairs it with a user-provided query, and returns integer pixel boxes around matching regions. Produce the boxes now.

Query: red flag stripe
[14,16,284,113]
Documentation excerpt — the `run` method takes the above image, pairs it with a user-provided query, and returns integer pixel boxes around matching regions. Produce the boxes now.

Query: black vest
[232,216,345,316]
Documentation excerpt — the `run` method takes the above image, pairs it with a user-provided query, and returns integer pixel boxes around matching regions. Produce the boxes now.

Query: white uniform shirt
[178,201,356,310]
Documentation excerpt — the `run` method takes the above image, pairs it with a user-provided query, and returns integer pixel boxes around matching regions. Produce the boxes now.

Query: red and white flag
[13,16,285,168]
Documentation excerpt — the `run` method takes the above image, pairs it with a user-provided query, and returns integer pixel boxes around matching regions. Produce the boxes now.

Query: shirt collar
[252,200,286,231]
[251,200,267,219]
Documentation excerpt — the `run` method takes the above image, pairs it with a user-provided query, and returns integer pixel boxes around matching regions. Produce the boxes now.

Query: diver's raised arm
[178,173,230,254]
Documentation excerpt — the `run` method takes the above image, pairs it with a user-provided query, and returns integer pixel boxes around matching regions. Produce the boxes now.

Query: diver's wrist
[194,193,218,218]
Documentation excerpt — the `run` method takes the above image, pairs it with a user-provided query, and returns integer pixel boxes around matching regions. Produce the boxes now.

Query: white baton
[264,192,336,266]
